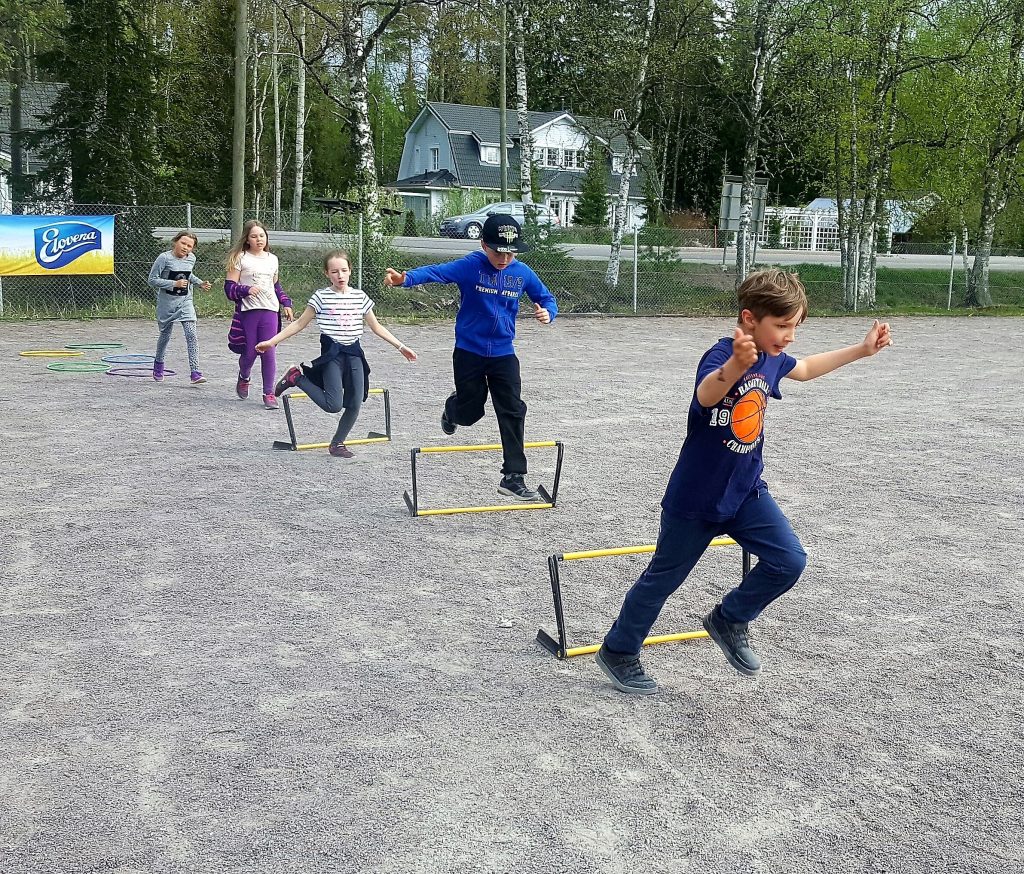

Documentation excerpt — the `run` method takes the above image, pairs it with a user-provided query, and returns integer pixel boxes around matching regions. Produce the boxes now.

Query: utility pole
[499,5,508,201]
[231,0,248,238]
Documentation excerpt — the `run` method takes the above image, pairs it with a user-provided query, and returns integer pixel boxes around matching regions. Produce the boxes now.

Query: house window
[429,147,439,171]
[611,154,637,176]
[480,145,499,164]
[545,147,560,168]
[564,149,586,170]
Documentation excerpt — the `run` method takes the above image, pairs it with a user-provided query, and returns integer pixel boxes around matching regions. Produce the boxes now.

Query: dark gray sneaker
[441,392,457,435]
[703,605,762,677]
[596,643,658,695]
[498,474,542,502]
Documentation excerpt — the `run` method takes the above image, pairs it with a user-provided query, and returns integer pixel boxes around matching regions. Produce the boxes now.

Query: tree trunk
[670,100,683,211]
[348,21,384,248]
[291,5,306,230]
[272,6,283,228]
[605,0,656,289]
[512,0,533,205]
[967,173,1003,307]
[734,0,773,284]
[967,16,1024,307]
[9,40,26,210]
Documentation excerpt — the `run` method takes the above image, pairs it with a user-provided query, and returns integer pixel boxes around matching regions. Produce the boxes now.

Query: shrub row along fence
[2,203,1022,319]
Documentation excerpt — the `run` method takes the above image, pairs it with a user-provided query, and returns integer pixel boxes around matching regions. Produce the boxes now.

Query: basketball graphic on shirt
[730,388,767,444]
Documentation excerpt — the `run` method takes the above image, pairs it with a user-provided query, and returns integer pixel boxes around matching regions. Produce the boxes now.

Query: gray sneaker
[703,605,762,677]
[596,643,658,695]
[498,474,542,502]
[441,392,457,435]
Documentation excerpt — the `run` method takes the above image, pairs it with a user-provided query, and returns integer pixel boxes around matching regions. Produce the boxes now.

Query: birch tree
[965,2,1024,306]
[720,0,810,283]
[291,4,307,229]
[605,0,656,289]
[512,0,533,205]
[278,0,437,247]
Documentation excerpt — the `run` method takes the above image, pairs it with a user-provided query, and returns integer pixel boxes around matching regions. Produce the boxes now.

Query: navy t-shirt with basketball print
[308,286,373,345]
[662,337,797,522]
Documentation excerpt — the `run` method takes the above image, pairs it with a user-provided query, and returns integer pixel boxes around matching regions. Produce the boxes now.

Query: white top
[235,251,280,311]
[308,286,374,345]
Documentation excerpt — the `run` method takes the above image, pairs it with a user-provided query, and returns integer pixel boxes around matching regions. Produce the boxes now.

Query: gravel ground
[1,314,1021,874]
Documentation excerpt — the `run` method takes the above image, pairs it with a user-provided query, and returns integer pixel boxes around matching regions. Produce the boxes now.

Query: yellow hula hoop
[20,350,85,358]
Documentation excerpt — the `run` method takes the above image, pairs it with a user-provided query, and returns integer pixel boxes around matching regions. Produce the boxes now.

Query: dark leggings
[295,356,364,445]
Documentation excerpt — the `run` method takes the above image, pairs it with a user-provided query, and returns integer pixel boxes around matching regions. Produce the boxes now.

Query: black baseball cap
[482,214,530,253]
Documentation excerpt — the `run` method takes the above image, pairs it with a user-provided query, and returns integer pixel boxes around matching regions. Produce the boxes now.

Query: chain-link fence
[2,202,1022,319]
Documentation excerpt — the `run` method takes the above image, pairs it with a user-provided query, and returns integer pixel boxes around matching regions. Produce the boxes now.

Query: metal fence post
[357,214,364,289]
[632,226,639,314]
[947,233,956,310]
[185,202,192,229]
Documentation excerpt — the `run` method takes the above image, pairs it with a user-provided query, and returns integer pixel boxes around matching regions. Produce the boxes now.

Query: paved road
[155,227,1024,271]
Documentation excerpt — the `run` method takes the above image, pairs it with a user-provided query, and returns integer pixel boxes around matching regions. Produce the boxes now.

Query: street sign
[719,174,768,232]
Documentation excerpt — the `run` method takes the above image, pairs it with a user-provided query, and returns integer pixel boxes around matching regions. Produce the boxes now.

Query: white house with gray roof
[389,101,653,229]
[0,82,63,208]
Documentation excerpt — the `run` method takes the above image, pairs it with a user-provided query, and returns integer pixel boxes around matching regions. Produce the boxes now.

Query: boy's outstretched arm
[696,326,759,408]
[787,319,892,382]
[384,257,472,288]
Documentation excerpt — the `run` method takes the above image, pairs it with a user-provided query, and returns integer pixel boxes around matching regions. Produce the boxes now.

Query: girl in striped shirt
[256,250,417,458]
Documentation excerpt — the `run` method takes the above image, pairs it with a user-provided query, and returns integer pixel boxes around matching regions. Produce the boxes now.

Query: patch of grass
[4,253,1023,321]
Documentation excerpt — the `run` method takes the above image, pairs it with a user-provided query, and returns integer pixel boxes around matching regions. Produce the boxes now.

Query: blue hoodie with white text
[403,251,558,357]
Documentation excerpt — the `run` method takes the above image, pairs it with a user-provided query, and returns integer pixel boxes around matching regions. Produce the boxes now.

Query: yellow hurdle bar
[289,388,385,400]
[562,536,736,561]
[405,440,565,516]
[413,502,555,516]
[537,536,750,659]
[294,436,392,450]
[564,630,710,658]
[417,440,557,454]
[276,387,392,451]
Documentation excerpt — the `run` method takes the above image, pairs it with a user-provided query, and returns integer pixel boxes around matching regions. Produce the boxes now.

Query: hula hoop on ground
[46,361,110,373]
[105,366,176,378]
[65,343,125,350]
[102,353,155,364]
[20,350,84,358]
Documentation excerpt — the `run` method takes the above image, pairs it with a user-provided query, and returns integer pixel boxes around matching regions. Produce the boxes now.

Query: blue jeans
[604,488,807,656]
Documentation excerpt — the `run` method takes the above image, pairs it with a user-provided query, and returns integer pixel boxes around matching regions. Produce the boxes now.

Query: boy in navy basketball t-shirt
[597,269,893,695]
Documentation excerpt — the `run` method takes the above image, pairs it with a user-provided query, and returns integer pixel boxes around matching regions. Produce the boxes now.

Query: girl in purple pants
[224,220,293,409]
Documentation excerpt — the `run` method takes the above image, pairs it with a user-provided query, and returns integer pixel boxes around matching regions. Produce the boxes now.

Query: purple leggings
[237,308,279,394]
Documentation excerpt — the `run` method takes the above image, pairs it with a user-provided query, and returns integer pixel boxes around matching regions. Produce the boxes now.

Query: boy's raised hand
[862,319,893,356]
[383,268,405,288]
[731,325,758,369]
[534,302,551,324]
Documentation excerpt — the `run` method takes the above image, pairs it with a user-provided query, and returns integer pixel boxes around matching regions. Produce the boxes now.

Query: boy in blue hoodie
[384,214,558,501]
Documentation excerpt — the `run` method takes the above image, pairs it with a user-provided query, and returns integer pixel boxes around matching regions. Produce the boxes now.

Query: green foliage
[306,100,356,199]
[149,0,234,204]
[574,144,610,227]
[440,187,494,217]
[33,0,163,203]
[403,210,419,236]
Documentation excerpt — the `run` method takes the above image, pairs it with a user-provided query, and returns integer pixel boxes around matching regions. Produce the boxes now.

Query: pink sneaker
[274,364,303,396]
[236,375,250,399]
[263,393,278,410]
[329,443,354,458]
